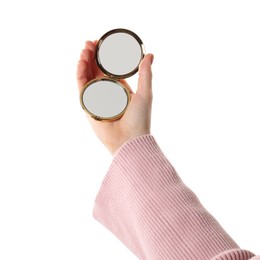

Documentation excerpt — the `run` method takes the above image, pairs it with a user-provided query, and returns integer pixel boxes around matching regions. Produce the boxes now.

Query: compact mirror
[80,28,145,121]
[80,78,130,121]
[96,28,145,78]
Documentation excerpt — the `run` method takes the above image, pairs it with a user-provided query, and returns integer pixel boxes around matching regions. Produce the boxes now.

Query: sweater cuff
[211,249,255,260]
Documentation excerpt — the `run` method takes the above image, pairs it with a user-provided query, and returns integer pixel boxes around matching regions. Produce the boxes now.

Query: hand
[77,41,154,155]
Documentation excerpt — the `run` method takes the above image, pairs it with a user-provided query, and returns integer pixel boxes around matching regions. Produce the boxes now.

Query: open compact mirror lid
[96,28,145,79]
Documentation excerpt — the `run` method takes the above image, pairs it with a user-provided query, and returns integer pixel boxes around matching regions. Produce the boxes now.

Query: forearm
[93,135,256,260]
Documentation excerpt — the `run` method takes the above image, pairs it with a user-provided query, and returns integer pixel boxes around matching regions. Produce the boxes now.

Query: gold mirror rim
[80,77,131,122]
[96,28,145,79]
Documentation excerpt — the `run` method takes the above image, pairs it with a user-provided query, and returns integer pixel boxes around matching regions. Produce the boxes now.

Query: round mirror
[80,78,130,121]
[96,29,145,78]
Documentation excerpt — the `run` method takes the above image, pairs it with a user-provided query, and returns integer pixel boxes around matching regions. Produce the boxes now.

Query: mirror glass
[96,29,144,78]
[81,79,129,121]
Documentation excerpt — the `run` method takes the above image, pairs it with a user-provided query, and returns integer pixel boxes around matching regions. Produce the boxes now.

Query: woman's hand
[77,41,154,155]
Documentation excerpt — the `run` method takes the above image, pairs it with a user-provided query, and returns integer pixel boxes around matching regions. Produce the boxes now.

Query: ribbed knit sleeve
[93,135,257,260]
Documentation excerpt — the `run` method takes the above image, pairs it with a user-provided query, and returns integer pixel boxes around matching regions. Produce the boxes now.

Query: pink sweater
[93,135,259,260]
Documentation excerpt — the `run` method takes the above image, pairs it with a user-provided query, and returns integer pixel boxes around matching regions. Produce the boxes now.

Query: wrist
[110,132,151,156]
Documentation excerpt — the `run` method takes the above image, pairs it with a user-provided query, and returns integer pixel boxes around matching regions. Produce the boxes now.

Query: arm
[93,135,257,259]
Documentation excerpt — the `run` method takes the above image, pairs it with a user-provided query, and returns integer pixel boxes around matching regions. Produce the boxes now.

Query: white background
[0,0,259,259]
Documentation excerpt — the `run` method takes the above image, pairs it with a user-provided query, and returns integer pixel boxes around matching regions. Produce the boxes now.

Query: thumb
[136,54,154,100]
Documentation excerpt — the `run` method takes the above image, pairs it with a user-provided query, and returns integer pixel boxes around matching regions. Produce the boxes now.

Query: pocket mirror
[80,28,145,121]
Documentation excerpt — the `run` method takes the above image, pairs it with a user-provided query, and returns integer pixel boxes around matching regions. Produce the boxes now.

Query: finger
[77,41,96,91]
[87,40,106,79]
[136,54,154,100]
[82,41,96,63]
[82,41,96,60]
[77,59,89,91]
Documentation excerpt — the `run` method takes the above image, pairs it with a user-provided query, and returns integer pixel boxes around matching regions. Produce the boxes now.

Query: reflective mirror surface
[81,79,130,121]
[96,29,144,78]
